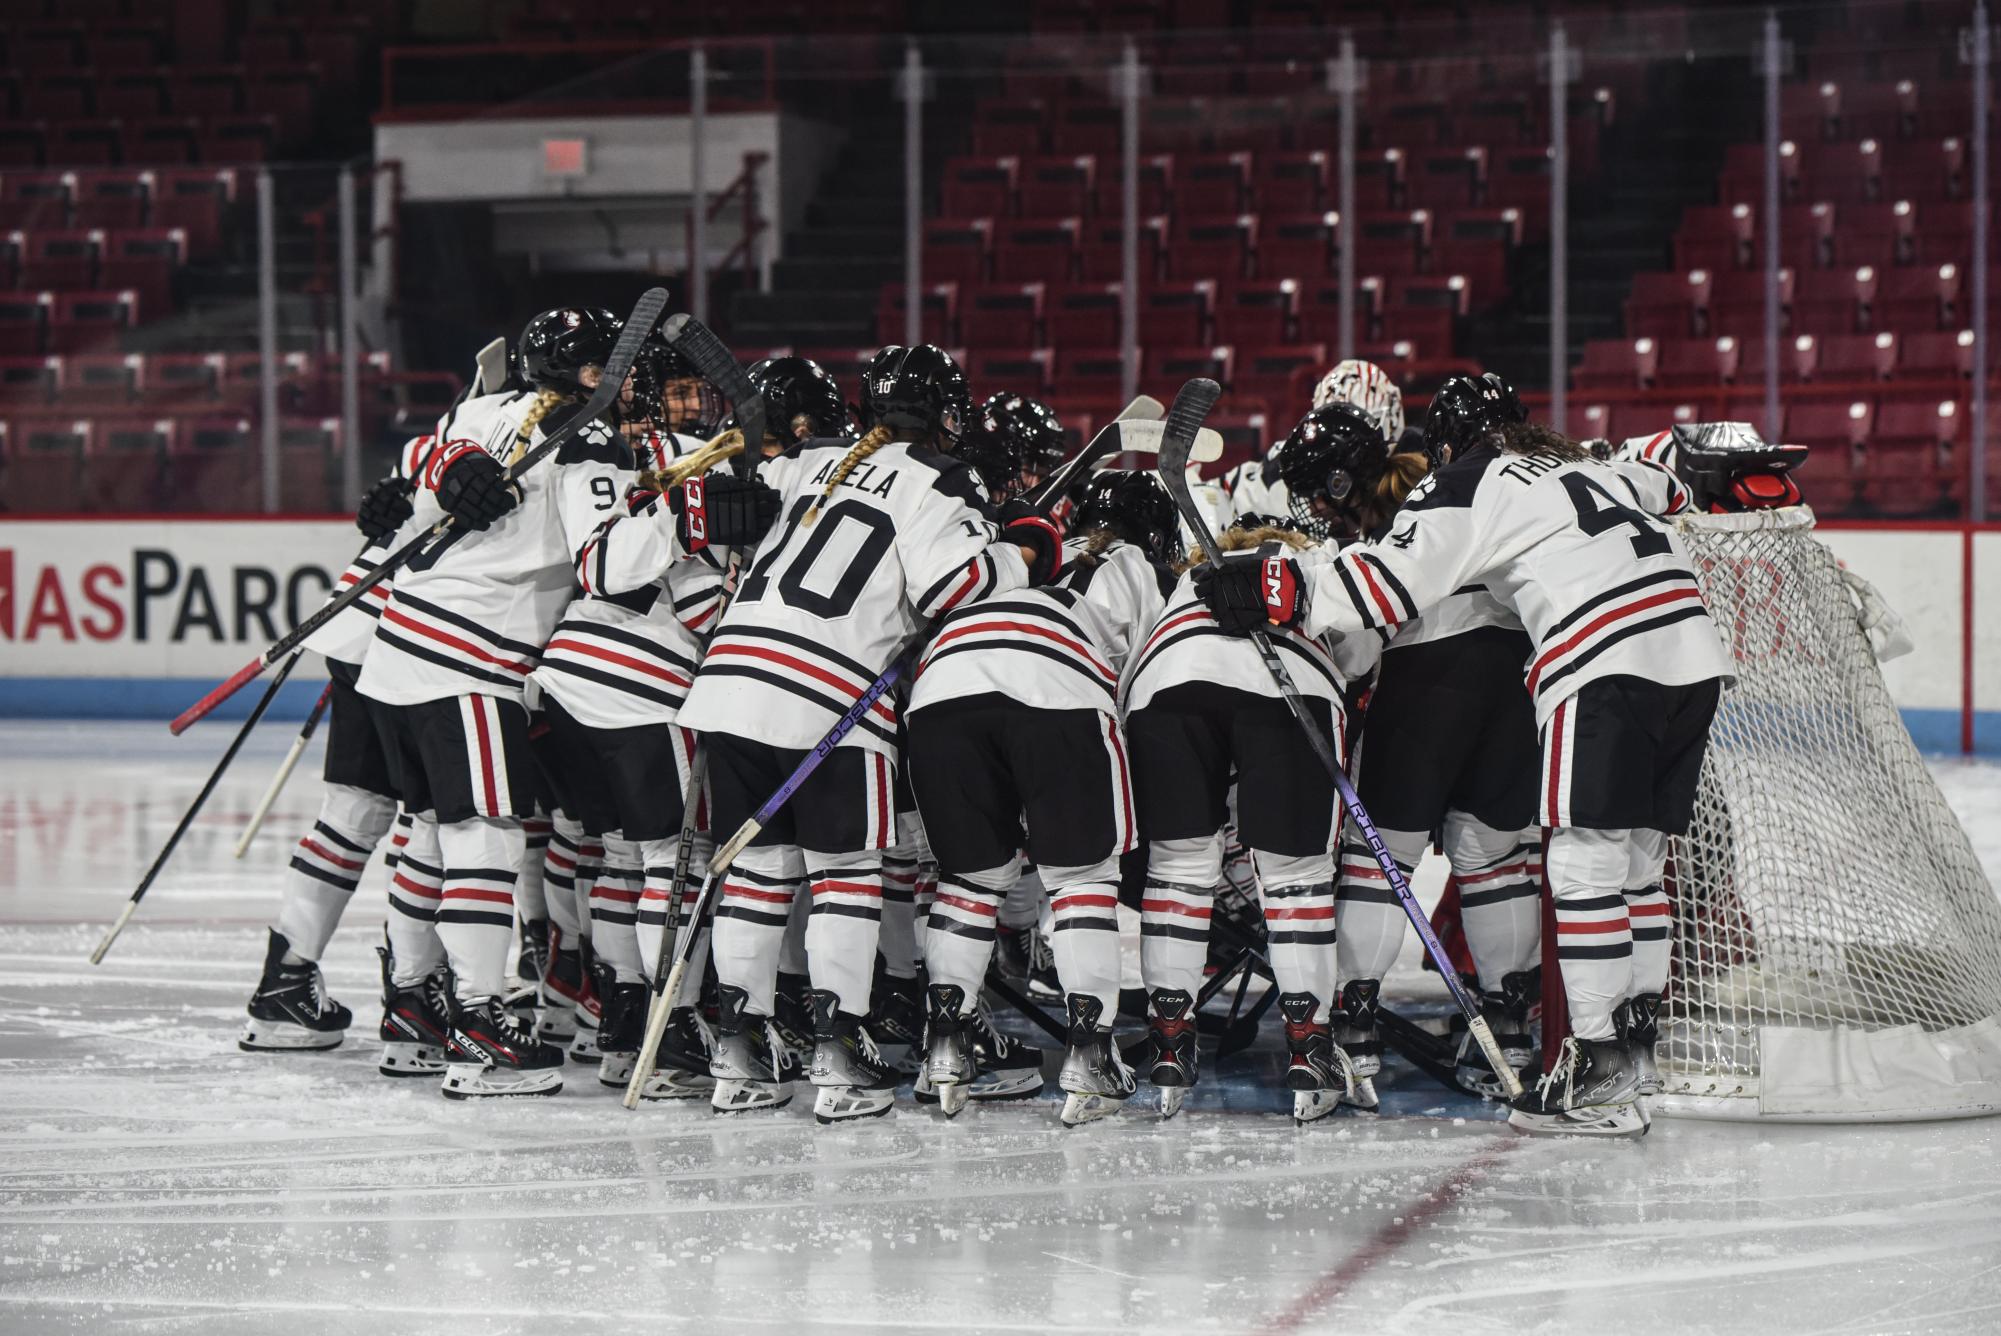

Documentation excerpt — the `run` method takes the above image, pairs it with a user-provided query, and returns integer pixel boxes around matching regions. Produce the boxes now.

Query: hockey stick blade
[661,313,765,476]
[1022,395,1167,513]
[1106,418,1226,464]
[169,289,668,734]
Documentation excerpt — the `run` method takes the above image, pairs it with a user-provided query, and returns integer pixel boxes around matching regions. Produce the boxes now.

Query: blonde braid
[508,389,566,467]
[803,425,893,526]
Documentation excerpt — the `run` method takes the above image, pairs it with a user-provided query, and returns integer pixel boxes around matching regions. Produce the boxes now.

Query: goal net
[1659,507,2001,1121]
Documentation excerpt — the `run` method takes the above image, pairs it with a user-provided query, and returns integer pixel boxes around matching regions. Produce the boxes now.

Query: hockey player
[978,391,1065,495]
[905,469,1176,1122]
[237,433,438,1055]
[1271,382,1546,1108]
[1219,358,1405,530]
[678,343,1060,1124]
[356,306,775,1099]
[743,355,852,455]
[1123,435,1382,1124]
[1195,385,1735,1137]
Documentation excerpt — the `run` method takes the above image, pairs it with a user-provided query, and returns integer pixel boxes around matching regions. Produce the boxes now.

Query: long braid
[508,389,567,467]
[803,425,893,526]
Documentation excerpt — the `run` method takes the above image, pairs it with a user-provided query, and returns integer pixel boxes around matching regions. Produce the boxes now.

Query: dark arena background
[1,1,1999,1333]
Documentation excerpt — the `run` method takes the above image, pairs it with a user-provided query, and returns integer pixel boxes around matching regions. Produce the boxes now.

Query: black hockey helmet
[979,392,1066,480]
[519,307,622,397]
[859,343,970,446]
[952,419,1025,501]
[1422,371,1526,466]
[630,332,728,436]
[745,355,850,445]
[1071,469,1184,565]
[1277,401,1393,539]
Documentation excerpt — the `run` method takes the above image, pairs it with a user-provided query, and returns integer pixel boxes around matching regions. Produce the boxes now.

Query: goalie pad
[1616,421,1809,513]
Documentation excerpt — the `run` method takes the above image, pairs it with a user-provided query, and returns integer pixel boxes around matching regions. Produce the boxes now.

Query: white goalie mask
[1311,359,1405,446]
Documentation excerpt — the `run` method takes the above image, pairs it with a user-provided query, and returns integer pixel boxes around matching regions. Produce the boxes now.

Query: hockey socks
[1546,827,1635,1042]
[1625,827,1673,997]
[1045,857,1124,1023]
[590,835,646,985]
[1334,828,1425,985]
[804,848,886,1018]
[516,812,553,922]
[275,783,396,962]
[635,833,708,998]
[923,864,1013,1000]
[1139,834,1219,999]
[435,815,526,1003]
[1253,851,1337,1017]
[711,844,805,1018]
[385,813,446,986]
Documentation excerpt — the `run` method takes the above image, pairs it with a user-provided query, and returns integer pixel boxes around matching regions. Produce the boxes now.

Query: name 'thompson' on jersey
[911,537,1167,716]
[357,390,630,708]
[1297,446,1733,722]
[677,437,1032,757]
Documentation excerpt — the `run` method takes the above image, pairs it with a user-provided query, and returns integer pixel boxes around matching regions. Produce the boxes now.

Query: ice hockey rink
[2,720,1998,1336]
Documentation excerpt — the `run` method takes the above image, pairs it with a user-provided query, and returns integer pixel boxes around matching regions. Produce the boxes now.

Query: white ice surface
[1,722,1999,1336]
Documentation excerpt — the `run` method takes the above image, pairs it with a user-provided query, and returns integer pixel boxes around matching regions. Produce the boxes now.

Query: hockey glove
[1194,554,1306,635]
[999,500,1064,585]
[355,473,415,540]
[434,446,520,531]
[669,472,781,554]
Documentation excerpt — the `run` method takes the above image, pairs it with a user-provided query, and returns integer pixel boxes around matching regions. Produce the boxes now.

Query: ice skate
[502,916,549,1021]
[996,924,1060,1001]
[1334,977,1383,1111]
[710,984,795,1113]
[1508,1035,1649,1137]
[1620,993,1663,1097]
[1455,969,1538,1099]
[772,970,815,1061]
[1280,993,1355,1125]
[440,997,564,1099]
[592,964,646,1089]
[919,983,975,1117]
[1145,988,1199,1120]
[1059,994,1134,1127]
[239,929,350,1052]
[868,971,926,1078]
[914,997,1046,1108]
[634,1007,715,1100]
[375,937,452,1077]
[536,937,589,1045]
[807,988,898,1125]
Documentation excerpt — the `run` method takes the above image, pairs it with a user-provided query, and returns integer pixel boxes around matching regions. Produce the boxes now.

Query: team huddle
[234,303,1800,1138]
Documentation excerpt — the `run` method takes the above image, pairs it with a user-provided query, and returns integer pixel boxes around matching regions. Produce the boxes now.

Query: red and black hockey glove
[1194,554,1306,636]
[999,500,1064,584]
[434,446,521,531]
[355,472,415,540]
[669,472,781,553]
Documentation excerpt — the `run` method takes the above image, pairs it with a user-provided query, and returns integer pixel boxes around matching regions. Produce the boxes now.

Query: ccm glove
[434,447,520,530]
[1193,554,1306,635]
[669,472,781,553]
[355,473,414,540]
[999,500,1064,585]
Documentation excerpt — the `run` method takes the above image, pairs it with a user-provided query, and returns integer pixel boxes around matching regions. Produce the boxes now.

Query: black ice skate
[239,928,350,1052]
[772,970,815,1061]
[1508,1035,1649,1137]
[914,993,1047,1110]
[1059,993,1135,1127]
[807,988,899,1125]
[1280,992,1356,1125]
[996,924,1061,1000]
[593,963,646,1089]
[1334,978,1384,1110]
[868,970,926,1077]
[503,916,550,1021]
[440,996,564,1099]
[1455,969,1538,1100]
[376,936,452,1077]
[710,984,794,1113]
[633,1006,716,1101]
[536,933,589,1044]
[1146,988,1199,1120]
[1619,992,1664,1097]
[918,983,975,1117]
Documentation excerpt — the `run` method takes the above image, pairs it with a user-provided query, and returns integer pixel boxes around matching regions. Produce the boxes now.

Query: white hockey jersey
[1218,454,1289,526]
[301,434,439,667]
[676,437,1033,758]
[1296,445,1732,725]
[910,538,1168,716]
[529,431,727,730]
[357,390,629,708]
[1124,541,1369,715]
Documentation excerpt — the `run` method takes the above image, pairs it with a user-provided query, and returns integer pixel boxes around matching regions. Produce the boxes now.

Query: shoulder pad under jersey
[555,417,631,468]
[901,445,994,515]
[1404,448,1492,512]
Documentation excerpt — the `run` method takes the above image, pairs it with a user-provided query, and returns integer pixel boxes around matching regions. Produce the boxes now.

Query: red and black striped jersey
[1124,542,1369,714]
[678,437,1031,757]
[1298,446,1732,724]
[532,431,726,729]
[357,391,629,708]
[910,538,1166,715]
[302,433,439,667]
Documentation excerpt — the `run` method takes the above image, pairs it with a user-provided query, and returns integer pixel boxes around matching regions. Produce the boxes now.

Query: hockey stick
[170,288,672,735]
[1020,395,1163,508]
[91,653,304,964]
[232,679,333,859]
[1155,379,1524,1100]
[657,313,764,480]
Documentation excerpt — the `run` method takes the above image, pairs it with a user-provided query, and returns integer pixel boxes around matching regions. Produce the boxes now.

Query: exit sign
[543,138,588,177]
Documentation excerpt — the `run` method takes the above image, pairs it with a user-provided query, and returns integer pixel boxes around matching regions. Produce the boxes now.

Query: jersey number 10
[737,497,897,619]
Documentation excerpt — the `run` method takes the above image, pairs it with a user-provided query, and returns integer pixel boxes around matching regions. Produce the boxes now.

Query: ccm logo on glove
[670,473,782,553]
[1261,555,1301,627]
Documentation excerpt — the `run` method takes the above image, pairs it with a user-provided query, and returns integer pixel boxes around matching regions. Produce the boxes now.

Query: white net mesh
[1661,507,2001,1120]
